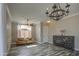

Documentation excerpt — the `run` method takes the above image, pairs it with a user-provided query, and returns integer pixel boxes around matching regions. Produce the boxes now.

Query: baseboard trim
[0,52,8,56]
[4,52,8,56]
[74,48,79,51]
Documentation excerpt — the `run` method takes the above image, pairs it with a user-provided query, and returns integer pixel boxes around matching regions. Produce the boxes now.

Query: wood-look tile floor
[8,43,77,56]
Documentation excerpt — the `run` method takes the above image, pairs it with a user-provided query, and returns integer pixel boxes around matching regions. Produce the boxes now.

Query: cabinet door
[64,37,74,50]
[53,36,64,46]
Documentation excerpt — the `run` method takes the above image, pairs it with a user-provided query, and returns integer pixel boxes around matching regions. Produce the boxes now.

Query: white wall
[53,15,79,51]
[42,14,79,51]
[42,23,49,43]
[35,22,42,43]
[6,11,12,51]
[0,3,12,56]
[31,24,37,42]
[0,3,8,56]
[11,22,17,44]
[42,20,57,44]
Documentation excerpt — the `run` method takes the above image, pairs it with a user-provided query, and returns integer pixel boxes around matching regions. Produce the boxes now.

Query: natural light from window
[17,24,32,39]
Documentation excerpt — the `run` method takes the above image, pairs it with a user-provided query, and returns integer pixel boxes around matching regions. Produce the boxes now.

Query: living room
[0,3,79,56]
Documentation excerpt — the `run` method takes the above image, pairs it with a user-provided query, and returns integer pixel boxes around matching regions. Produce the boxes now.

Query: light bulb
[47,20,51,23]
[46,8,49,10]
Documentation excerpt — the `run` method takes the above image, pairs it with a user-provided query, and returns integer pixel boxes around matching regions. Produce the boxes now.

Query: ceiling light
[45,3,70,21]
[26,17,33,26]
[47,20,51,23]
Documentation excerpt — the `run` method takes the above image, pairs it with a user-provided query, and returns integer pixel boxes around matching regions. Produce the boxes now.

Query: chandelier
[45,3,70,21]
[26,17,33,26]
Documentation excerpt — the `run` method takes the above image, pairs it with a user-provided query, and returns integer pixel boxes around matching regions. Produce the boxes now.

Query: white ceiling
[7,3,79,24]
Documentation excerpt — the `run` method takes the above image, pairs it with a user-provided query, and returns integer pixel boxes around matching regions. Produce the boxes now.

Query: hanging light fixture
[26,17,33,26]
[26,18,29,25]
[45,3,70,21]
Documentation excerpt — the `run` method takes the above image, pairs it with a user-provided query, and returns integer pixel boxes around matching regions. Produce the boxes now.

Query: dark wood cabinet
[53,35,74,50]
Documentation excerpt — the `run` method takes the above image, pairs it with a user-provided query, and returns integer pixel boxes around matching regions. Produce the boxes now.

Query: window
[17,24,32,39]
